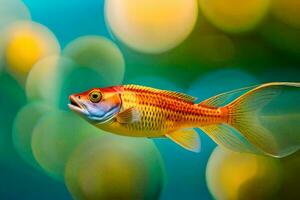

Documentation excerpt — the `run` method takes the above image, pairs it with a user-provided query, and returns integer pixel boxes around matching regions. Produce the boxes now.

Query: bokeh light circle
[260,20,300,58]
[271,0,300,28]
[3,21,60,82]
[277,151,300,199]
[188,69,259,103]
[105,0,198,54]
[0,72,26,158]
[12,101,52,168]
[206,147,281,200]
[128,75,184,93]
[25,56,76,107]
[26,52,124,110]
[0,0,31,31]
[199,0,271,33]
[0,0,31,73]
[65,134,165,200]
[195,33,235,64]
[63,36,125,86]
[31,110,100,180]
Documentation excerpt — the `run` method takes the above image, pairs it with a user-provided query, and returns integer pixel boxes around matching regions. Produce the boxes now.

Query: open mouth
[70,96,80,107]
[68,95,86,114]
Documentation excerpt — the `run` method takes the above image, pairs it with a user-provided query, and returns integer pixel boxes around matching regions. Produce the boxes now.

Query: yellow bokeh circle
[199,0,271,33]
[105,0,198,54]
[4,21,60,82]
[272,0,300,28]
[0,0,31,72]
[206,147,281,200]
[65,134,165,199]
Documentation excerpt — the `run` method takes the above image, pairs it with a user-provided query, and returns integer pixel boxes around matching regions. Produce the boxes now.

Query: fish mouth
[68,96,87,115]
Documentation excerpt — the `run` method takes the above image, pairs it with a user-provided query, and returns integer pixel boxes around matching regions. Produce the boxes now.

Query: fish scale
[112,85,223,137]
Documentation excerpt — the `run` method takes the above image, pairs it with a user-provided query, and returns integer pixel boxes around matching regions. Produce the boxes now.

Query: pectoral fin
[166,129,200,153]
[116,107,141,124]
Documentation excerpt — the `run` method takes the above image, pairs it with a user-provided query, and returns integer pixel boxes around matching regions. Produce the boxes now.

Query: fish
[68,82,300,158]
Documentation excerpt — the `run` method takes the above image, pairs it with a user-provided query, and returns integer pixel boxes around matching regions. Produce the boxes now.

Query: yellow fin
[199,85,258,107]
[225,82,300,157]
[116,107,140,124]
[163,91,197,102]
[166,129,200,153]
[200,124,262,154]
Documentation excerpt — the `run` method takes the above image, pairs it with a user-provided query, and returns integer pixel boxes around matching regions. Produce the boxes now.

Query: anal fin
[200,123,262,154]
[166,129,200,153]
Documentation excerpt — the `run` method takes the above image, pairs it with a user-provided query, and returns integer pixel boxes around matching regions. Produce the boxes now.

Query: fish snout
[68,94,86,114]
[69,93,82,100]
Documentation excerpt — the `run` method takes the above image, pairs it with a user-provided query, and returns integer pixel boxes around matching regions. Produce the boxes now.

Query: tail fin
[200,82,300,158]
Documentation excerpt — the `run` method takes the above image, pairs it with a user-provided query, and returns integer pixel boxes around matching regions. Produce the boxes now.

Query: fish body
[99,85,225,137]
[69,82,300,157]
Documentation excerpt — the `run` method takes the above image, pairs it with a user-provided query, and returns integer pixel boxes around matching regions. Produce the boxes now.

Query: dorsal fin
[163,90,197,102]
[199,85,259,107]
[125,84,197,103]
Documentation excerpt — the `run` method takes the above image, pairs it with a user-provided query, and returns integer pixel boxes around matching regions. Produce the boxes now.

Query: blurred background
[0,0,299,199]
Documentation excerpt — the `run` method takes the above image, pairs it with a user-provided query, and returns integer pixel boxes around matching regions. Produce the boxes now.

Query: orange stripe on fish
[69,82,300,158]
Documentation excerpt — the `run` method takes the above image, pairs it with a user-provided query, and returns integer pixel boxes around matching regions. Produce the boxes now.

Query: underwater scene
[0,0,300,199]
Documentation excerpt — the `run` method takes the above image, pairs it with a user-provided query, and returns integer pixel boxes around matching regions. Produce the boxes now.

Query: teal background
[0,0,299,199]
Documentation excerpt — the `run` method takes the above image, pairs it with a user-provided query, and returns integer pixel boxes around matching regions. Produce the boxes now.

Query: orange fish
[69,82,300,157]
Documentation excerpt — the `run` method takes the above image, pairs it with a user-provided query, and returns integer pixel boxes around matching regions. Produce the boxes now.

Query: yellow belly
[97,120,167,137]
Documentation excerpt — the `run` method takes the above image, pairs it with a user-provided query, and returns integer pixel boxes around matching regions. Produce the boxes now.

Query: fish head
[68,86,122,124]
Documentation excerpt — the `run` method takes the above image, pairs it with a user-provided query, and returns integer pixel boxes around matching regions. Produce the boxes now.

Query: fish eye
[89,91,102,103]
